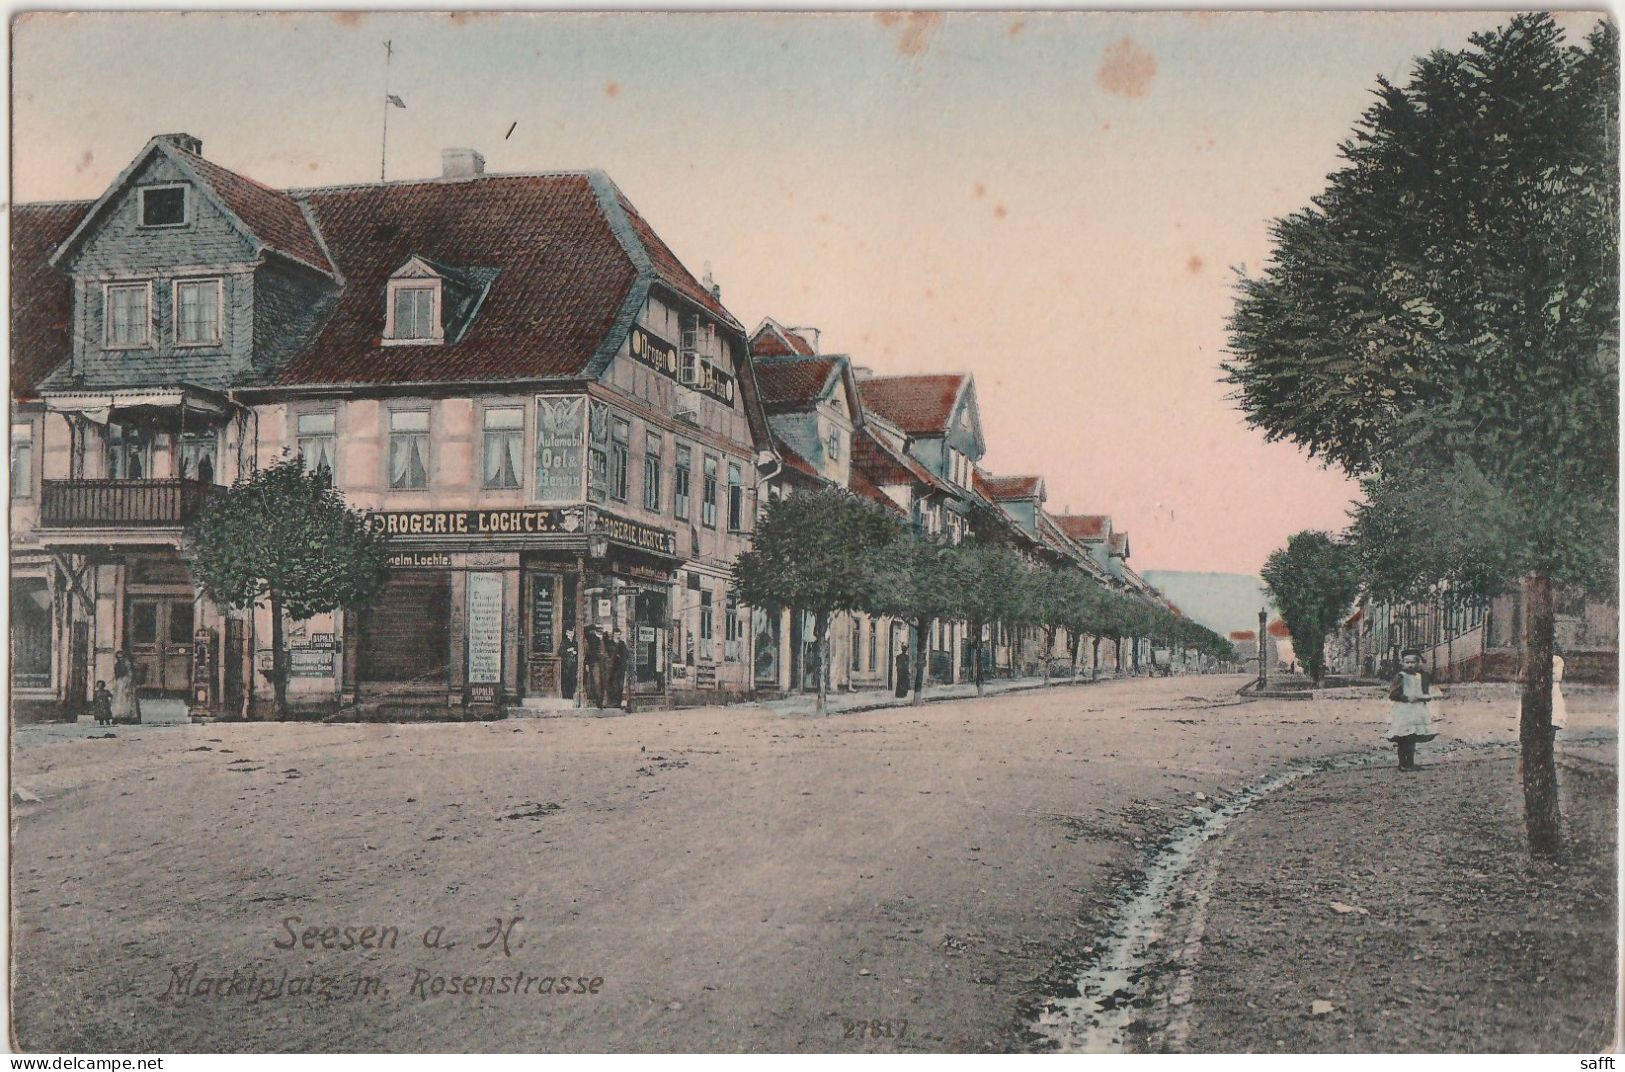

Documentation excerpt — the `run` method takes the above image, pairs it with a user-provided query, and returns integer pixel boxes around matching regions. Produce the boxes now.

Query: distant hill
[1142,570,1279,639]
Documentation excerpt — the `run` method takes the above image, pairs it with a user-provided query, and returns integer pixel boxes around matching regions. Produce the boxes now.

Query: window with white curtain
[296,412,336,479]
[389,409,430,489]
[175,278,222,345]
[482,407,523,490]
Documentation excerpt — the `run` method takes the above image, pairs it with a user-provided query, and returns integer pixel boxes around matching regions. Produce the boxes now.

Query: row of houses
[9,135,1180,720]
[1323,589,1618,684]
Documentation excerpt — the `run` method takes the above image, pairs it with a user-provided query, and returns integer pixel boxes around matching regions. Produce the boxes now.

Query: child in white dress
[1387,648,1440,771]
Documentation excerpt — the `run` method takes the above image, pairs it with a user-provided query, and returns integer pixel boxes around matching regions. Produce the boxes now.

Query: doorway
[126,597,194,694]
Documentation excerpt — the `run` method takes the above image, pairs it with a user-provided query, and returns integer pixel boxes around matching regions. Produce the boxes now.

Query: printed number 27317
[843,1018,908,1040]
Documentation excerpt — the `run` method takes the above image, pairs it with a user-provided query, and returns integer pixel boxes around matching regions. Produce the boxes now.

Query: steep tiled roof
[858,374,966,437]
[612,189,735,326]
[265,174,638,387]
[172,145,336,275]
[977,472,1044,501]
[1056,514,1110,541]
[773,440,824,485]
[851,425,947,493]
[1109,532,1130,557]
[849,463,907,517]
[755,355,840,411]
[751,321,816,357]
[11,201,90,400]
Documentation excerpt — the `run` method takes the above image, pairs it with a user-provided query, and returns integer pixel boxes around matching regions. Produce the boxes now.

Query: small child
[91,680,113,726]
[1387,648,1440,771]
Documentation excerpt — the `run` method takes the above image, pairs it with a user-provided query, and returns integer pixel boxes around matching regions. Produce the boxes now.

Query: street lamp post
[1257,597,1269,691]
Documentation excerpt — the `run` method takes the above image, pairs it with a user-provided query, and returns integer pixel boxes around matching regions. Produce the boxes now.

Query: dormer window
[140,185,188,228]
[388,282,441,343]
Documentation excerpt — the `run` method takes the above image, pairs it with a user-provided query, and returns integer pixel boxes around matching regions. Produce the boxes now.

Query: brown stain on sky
[993,203,1008,220]
[972,182,986,199]
[1186,254,1205,275]
[605,82,621,99]
[1008,20,1026,39]
[874,11,944,58]
[1097,36,1158,99]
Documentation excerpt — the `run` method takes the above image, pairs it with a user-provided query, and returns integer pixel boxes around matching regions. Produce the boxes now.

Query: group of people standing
[560,626,629,709]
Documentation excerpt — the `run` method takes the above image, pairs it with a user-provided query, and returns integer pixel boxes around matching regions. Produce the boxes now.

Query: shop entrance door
[632,589,666,693]
[126,597,194,694]
[359,572,451,684]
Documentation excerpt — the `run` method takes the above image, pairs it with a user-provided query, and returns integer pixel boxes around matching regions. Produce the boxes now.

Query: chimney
[441,147,486,180]
[159,132,203,156]
[702,263,722,303]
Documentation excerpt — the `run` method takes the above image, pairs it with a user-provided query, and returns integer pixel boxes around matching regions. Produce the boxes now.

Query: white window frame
[11,421,34,499]
[384,280,444,345]
[480,404,525,491]
[295,408,339,482]
[386,406,433,490]
[172,277,224,347]
[103,281,154,349]
[137,183,190,229]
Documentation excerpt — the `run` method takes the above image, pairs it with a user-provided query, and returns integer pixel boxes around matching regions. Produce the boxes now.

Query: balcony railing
[41,479,217,528]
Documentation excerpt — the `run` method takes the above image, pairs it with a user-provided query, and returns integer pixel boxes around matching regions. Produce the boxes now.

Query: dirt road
[10,674,1616,1052]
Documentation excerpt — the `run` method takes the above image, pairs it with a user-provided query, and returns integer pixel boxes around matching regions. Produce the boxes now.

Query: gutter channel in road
[1031,731,1615,1053]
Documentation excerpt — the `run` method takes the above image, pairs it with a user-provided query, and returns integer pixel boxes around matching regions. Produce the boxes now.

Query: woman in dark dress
[895,641,911,698]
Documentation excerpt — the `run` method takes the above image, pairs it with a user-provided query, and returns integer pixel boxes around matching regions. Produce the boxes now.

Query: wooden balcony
[41,479,217,529]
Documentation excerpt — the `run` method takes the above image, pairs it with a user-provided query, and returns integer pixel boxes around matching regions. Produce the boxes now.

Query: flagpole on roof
[380,40,404,183]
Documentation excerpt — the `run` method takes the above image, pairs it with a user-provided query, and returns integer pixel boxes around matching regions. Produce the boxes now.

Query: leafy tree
[1260,531,1362,684]
[865,531,963,704]
[187,453,390,719]
[1223,13,1617,855]
[732,487,904,712]
[957,541,1033,695]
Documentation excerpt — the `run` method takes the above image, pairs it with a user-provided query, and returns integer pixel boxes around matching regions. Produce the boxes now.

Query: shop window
[482,406,523,490]
[10,577,51,690]
[296,411,337,480]
[180,429,219,484]
[643,431,663,512]
[388,409,430,489]
[609,417,630,502]
[11,421,33,498]
[702,455,718,528]
[727,461,744,532]
[675,444,692,521]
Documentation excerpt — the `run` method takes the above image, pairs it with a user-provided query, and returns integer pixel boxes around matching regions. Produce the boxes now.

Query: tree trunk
[1520,572,1561,857]
[1043,625,1056,685]
[911,617,928,705]
[973,617,985,696]
[1092,636,1101,680]
[814,609,830,714]
[267,587,288,720]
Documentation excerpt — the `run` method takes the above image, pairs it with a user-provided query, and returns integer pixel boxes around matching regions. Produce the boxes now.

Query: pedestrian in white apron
[1386,647,1440,771]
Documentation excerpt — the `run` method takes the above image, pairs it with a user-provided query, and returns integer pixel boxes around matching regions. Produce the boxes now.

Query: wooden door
[127,599,194,693]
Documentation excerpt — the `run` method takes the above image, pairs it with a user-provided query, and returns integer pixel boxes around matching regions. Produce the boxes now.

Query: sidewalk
[754,669,1122,716]
[1143,738,1617,1052]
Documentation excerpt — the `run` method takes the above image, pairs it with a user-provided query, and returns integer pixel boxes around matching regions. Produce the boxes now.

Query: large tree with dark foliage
[188,453,390,719]
[1225,14,1618,855]
[1261,530,1362,684]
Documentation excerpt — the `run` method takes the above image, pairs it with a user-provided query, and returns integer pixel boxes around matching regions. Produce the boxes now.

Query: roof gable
[858,373,982,454]
[11,201,90,400]
[751,318,816,357]
[51,137,334,278]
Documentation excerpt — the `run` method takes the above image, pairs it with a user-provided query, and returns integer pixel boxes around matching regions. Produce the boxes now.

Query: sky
[10,9,1606,574]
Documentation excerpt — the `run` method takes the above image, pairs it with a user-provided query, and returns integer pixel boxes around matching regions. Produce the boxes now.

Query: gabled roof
[851,425,951,495]
[858,373,970,438]
[751,318,816,357]
[11,201,90,401]
[1056,514,1111,542]
[773,440,824,485]
[1109,532,1131,558]
[51,136,335,278]
[1230,630,1257,642]
[754,354,842,411]
[849,463,908,517]
[977,472,1045,502]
